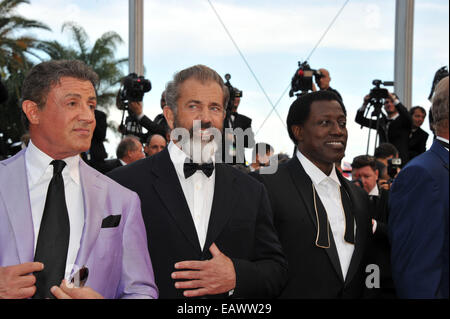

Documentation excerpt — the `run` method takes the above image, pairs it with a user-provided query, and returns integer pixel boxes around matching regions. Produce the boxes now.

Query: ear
[291,125,303,143]
[163,106,175,130]
[375,169,379,179]
[22,100,41,125]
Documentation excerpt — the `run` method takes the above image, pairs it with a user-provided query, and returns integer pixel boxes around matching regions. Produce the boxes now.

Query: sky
[16,0,450,164]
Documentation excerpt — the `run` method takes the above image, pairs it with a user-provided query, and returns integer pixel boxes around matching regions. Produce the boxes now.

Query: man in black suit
[356,92,412,165]
[101,135,145,173]
[108,64,287,299]
[351,155,395,298]
[252,91,372,298]
[408,106,429,161]
[223,93,255,165]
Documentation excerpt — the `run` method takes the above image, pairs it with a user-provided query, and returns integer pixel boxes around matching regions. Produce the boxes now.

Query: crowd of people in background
[0,60,448,299]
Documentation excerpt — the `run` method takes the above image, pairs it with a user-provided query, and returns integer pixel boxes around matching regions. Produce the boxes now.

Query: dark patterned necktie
[33,160,70,299]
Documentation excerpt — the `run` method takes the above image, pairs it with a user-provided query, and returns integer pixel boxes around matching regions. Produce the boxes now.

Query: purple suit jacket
[0,149,158,299]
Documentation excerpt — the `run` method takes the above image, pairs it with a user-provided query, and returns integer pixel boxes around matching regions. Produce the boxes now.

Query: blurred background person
[408,106,429,161]
[144,133,167,157]
[101,135,144,173]
[313,68,343,102]
[249,142,274,172]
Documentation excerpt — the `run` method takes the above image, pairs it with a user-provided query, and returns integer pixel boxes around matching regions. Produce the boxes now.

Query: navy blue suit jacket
[388,139,449,298]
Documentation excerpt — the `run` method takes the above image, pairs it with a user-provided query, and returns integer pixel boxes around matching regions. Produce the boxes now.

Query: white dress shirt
[297,150,355,279]
[25,140,85,279]
[168,141,215,250]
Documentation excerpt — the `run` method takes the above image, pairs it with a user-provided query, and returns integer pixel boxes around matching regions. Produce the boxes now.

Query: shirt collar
[436,136,450,151]
[387,113,400,121]
[369,185,380,196]
[25,140,81,187]
[296,149,341,187]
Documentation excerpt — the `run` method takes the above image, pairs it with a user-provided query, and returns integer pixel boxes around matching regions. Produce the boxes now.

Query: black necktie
[33,160,70,299]
[183,162,214,178]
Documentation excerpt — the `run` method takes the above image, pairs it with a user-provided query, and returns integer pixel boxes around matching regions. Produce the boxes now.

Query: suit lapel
[0,150,35,263]
[203,164,237,254]
[338,174,368,286]
[286,158,344,282]
[151,149,202,252]
[74,161,107,266]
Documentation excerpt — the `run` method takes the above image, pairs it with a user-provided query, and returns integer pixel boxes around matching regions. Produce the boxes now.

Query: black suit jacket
[367,189,396,298]
[408,127,429,161]
[252,157,372,298]
[355,102,412,164]
[99,158,123,174]
[108,148,287,299]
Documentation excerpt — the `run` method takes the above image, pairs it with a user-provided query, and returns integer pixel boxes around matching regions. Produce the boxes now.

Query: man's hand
[128,101,143,117]
[171,243,236,298]
[0,262,43,299]
[51,280,104,299]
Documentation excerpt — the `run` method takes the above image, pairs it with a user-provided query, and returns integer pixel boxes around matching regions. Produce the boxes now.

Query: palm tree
[0,0,49,151]
[0,0,50,75]
[38,22,128,110]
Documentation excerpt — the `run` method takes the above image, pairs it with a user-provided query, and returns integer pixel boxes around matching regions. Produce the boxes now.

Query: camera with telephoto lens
[224,74,243,112]
[387,157,402,179]
[289,61,321,98]
[116,73,152,110]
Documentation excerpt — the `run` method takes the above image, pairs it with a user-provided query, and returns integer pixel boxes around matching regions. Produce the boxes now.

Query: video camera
[369,79,394,101]
[116,73,152,142]
[289,61,321,98]
[116,73,152,110]
[224,74,243,112]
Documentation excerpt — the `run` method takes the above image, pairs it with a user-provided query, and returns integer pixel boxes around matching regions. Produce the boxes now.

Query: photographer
[356,91,412,165]
[117,73,166,143]
[127,100,167,140]
[313,68,343,102]
[223,77,255,165]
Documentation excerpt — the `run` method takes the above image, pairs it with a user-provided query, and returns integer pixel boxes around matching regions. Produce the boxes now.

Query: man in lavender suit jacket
[0,60,158,299]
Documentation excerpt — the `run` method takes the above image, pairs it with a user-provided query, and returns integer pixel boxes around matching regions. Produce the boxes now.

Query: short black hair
[286,90,346,144]
[410,105,427,117]
[374,142,399,159]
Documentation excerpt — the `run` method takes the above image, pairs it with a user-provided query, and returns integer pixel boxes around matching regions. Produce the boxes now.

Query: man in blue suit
[389,76,449,299]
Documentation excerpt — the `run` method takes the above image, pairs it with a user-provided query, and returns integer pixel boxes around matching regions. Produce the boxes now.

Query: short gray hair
[431,76,449,131]
[165,64,229,115]
[116,135,140,159]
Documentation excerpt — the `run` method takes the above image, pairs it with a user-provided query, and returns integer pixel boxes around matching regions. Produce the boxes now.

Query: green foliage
[0,1,127,148]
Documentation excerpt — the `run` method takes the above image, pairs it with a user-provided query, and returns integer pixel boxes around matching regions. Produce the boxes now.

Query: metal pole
[394,0,414,109]
[129,0,144,76]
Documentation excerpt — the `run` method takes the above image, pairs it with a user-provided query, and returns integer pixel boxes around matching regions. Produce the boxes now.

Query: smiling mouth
[325,141,346,149]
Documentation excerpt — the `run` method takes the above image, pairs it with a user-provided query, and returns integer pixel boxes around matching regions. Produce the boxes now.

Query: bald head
[432,76,449,139]
[144,134,167,157]
[317,68,331,90]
